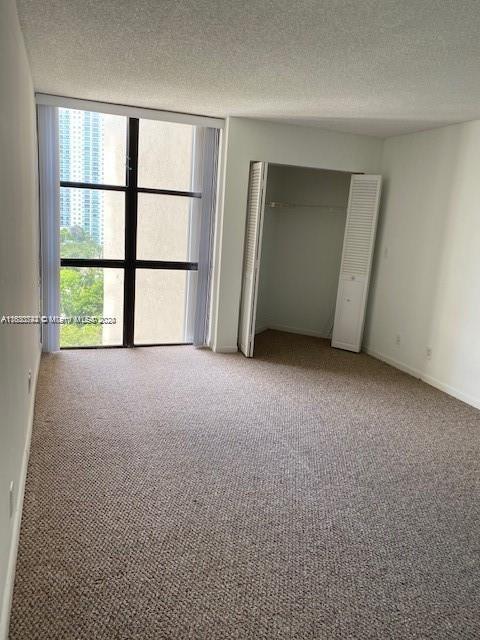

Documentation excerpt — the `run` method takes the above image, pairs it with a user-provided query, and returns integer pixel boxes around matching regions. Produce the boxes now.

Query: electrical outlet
[426,347,432,360]
[9,481,14,518]
[395,334,401,345]
[28,369,32,393]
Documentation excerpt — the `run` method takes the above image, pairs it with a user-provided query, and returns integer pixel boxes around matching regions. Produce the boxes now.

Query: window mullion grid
[124,118,139,347]
[60,118,203,349]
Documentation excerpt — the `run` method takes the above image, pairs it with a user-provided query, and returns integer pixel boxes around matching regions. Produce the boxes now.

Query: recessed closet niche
[256,165,350,341]
[238,162,381,357]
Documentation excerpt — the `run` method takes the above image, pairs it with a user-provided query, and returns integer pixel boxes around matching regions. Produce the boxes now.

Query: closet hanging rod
[266,201,346,210]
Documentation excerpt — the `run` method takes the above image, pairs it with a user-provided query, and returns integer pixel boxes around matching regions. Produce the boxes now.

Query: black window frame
[60,116,201,349]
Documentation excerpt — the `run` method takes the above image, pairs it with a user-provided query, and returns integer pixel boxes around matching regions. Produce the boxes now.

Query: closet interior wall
[256,165,351,339]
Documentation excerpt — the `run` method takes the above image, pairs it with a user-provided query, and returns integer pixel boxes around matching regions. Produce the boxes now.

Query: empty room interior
[2,1,480,638]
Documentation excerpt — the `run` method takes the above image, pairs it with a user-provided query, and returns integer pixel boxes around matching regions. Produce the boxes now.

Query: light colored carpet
[9,330,480,639]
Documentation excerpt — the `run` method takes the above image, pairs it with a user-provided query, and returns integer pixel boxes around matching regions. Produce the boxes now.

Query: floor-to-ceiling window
[58,108,206,348]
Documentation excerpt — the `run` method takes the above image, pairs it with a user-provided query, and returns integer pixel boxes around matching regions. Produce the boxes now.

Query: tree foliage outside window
[60,227,104,347]
[60,226,103,259]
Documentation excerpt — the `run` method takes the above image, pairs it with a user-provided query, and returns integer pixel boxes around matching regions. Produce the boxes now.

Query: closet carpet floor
[9,330,480,640]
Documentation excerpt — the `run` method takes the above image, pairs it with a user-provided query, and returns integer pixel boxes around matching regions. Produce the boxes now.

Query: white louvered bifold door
[332,174,382,352]
[238,161,268,357]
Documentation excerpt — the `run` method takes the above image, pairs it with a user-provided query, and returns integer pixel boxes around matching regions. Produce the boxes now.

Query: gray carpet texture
[9,330,480,639]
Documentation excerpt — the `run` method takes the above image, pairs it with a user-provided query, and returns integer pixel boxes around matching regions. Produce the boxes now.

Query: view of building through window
[59,108,199,348]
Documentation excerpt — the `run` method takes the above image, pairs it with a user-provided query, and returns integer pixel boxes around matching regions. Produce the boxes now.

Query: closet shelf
[266,201,346,211]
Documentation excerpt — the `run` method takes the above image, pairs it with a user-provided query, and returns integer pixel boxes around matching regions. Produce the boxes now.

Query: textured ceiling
[16,0,480,137]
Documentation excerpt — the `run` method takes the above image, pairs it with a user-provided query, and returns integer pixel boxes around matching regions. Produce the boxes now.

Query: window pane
[136,193,200,262]
[138,119,197,191]
[134,269,197,344]
[60,267,123,347]
[60,188,125,259]
[59,108,127,186]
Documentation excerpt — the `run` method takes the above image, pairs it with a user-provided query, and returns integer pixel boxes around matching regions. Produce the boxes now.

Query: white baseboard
[364,346,480,410]
[255,325,269,335]
[261,324,329,339]
[363,346,422,379]
[0,349,41,640]
[421,373,480,411]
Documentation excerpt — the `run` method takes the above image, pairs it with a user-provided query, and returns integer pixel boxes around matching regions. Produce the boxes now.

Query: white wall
[211,117,382,351]
[256,165,349,338]
[213,115,480,411]
[365,121,480,409]
[0,1,41,635]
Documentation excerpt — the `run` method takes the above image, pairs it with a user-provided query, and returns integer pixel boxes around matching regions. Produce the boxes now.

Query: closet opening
[238,162,381,358]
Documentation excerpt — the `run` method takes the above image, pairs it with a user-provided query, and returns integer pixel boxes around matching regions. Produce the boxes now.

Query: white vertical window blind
[37,105,60,352]
[192,128,219,347]
[331,174,382,353]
